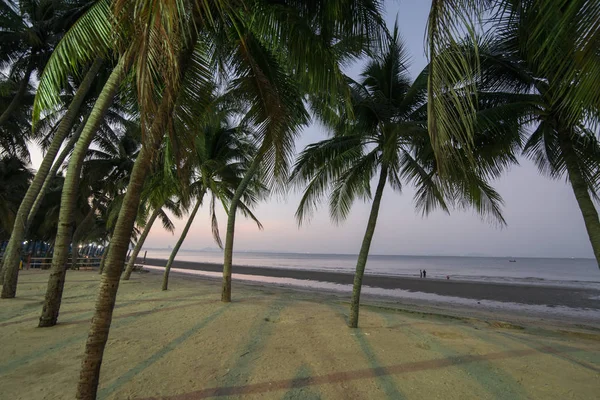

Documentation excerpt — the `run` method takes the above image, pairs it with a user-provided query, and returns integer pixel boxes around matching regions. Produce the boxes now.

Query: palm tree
[0,57,103,294]
[292,26,521,328]
[158,109,265,290]
[426,1,600,267]
[38,107,137,326]
[493,4,600,267]
[27,1,385,396]
[27,60,131,230]
[34,59,125,320]
[217,0,387,303]
[0,0,96,156]
[0,156,33,241]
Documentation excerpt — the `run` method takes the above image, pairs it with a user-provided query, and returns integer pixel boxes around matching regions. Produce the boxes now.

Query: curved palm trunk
[28,113,90,226]
[0,61,35,127]
[38,61,124,326]
[221,156,262,302]
[162,197,202,290]
[348,165,388,328]
[76,97,175,400]
[0,59,103,296]
[122,207,162,280]
[559,132,600,268]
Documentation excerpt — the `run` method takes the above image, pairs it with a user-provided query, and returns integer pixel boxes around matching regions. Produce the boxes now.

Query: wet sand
[143,257,600,311]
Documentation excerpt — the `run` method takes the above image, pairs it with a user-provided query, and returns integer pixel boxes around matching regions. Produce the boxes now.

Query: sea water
[140,249,600,289]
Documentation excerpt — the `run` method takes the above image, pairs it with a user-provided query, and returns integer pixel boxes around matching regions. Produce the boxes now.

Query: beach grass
[1,270,599,399]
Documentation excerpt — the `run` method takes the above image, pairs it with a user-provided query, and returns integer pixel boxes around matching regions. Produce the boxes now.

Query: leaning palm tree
[38,113,138,325]
[158,109,266,290]
[292,26,522,328]
[34,59,124,321]
[217,0,388,302]
[0,57,103,294]
[427,0,600,267]
[31,1,385,396]
[483,6,600,267]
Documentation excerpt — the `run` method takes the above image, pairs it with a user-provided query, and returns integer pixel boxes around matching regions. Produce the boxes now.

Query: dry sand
[1,270,599,400]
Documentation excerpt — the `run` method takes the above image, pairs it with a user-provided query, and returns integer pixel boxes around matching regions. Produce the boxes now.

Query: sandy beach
[1,270,599,400]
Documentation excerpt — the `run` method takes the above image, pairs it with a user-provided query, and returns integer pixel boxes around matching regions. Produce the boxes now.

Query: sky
[30,0,596,258]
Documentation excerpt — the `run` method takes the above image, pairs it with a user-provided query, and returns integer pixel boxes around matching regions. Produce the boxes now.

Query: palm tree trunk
[28,113,90,226]
[0,59,103,297]
[71,243,80,269]
[122,207,162,280]
[98,241,110,275]
[348,165,388,328]
[162,197,202,290]
[559,132,600,268]
[38,61,124,326]
[0,61,35,127]
[76,98,175,400]
[221,155,262,302]
[70,206,97,270]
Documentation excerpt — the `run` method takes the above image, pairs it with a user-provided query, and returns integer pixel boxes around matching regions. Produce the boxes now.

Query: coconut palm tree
[0,57,103,294]
[27,61,133,229]
[38,114,139,325]
[292,25,522,328]
[217,0,388,302]
[491,4,600,267]
[157,110,266,290]
[4,57,124,300]
[29,1,385,396]
[426,1,600,267]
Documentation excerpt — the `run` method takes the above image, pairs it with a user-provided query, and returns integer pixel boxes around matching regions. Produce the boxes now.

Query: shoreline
[145,266,600,331]
[141,257,600,312]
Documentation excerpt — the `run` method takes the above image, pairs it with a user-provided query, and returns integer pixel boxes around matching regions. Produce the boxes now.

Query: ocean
[140,249,600,289]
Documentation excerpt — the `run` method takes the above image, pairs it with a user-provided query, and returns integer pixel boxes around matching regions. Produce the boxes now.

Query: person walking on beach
[423,269,427,278]
[419,269,423,278]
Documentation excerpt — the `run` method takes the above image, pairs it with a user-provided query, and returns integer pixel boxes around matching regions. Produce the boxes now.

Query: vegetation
[292,24,520,327]
[0,1,598,399]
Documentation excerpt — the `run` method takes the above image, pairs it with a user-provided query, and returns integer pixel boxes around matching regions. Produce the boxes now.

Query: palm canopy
[191,113,266,243]
[167,85,266,246]
[292,25,520,226]
[426,0,600,167]
[0,0,96,150]
[460,4,600,265]
[0,155,33,239]
[33,0,386,177]
[471,35,600,194]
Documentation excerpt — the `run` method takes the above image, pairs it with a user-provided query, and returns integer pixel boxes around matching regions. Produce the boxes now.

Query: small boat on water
[509,259,517,263]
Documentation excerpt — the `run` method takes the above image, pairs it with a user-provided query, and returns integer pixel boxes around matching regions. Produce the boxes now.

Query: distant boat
[509,259,517,263]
